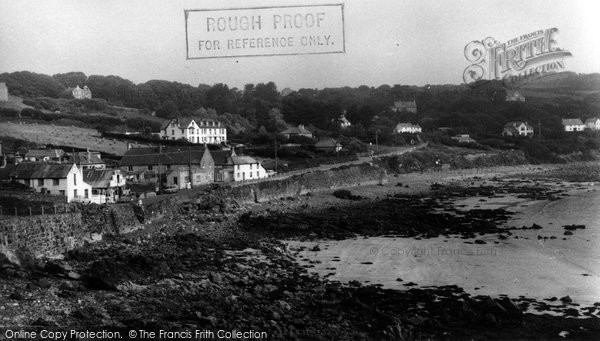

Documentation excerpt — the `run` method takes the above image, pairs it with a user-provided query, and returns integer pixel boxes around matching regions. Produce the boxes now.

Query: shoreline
[1,161,599,339]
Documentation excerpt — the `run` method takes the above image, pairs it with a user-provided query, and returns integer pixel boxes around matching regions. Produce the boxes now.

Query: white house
[335,112,351,129]
[585,118,600,131]
[160,117,227,144]
[502,121,534,137]
[395,122,422,134]
[231,155,268,181]
[72,85,92,99]
[10,163,92,203]
[562,118,585,132]
[83,169,126,204]
[0,82,8,102]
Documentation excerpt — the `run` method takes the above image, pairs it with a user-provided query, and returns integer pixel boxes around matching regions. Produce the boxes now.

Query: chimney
[87,148,91,163]
[298,124,304,130]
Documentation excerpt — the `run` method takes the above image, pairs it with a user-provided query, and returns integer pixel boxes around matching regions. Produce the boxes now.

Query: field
[0,121,148,154]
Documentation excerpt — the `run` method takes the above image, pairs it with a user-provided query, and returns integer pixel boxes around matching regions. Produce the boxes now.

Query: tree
[53,72,87,88]
[156,100,178,119]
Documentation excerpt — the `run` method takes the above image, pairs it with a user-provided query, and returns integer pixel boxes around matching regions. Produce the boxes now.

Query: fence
[0,203,78,219]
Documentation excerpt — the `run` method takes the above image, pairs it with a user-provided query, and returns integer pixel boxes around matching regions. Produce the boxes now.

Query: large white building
[9,163,92,203]
[160,118,227,144]
[394,122,422,134]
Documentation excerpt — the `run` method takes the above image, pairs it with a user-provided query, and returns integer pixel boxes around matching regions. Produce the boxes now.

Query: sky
[1,0,599,90]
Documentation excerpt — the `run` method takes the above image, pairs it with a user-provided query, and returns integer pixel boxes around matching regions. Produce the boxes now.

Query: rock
[35,278,52,289]
[311,245,321,252]
[67,271,82,280]
[560,296,572,304]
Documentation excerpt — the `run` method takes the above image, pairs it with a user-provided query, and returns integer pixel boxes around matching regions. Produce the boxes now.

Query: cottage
[160,117,227,144]
[502,121,534,137]
[24,149,65,162]
[211,150,267,182]
[83,169,126,204]
[315,137,342,153]
[280,125,313,139]
[0,82,8,102]
[72,85,92,99]
[394,122,422,134]
[333,112,351,129]
[562,118,585,132]
[391,100,417,113]
[9,163,91,203]
[584,118,600,131]
[120,146,214,186]
[505,90,525,102]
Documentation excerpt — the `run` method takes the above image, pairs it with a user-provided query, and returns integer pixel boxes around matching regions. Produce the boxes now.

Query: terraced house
[119,146,215,187]
[160,117,227,144]
[8,163,91,203]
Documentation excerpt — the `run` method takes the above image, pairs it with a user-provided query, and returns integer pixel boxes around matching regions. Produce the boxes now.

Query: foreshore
[1,162,599,340]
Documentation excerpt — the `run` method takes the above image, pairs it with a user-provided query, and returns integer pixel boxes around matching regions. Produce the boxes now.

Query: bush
[0,108,20,118]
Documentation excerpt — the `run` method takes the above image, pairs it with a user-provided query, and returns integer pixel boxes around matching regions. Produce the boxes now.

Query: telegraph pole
[274,138,278,173]
[188,146,193,189]
[157,145,162,191]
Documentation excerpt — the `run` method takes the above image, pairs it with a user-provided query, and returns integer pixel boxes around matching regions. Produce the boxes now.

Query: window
[73,174,77,185]
[117,174,120,183]
[59,190,65,196]
[38,179,44,186]
[184,176,189,182]
[171,129,175,135]
[84,189,88,198]
[148,165,153,171]
[166,164,171,170]
[173,176,178,185]
[256,171,259,178]
[53,179,59,186]
[249,172,253,178]
[74,189,78,198]
[128,166,133,171]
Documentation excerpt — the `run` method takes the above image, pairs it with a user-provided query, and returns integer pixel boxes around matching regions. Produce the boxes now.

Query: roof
[562,118,584,126]
[395,122,421,129]
[120,146,211,166]
[83,169,115,188]
[10,163,74,179]
[70,151,104,166]
[503,127,520,135]
[25,149,64,158]
[210,150,231,165]
[161,117,222,130]
[315,138,340,148]
[504,121,533,129]
[281,125,312,135]
[585,118,600,124]
[230,155,258,165]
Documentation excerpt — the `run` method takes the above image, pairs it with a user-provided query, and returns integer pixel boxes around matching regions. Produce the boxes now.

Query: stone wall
[0,203,142,259]
[225,162,386,204]
[0,213,83,258]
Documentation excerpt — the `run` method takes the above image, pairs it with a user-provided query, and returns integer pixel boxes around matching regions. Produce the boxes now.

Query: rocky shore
[1,164,599,340]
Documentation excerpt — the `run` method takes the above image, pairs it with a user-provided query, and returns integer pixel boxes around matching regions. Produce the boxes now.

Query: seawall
[0,203,142,260]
